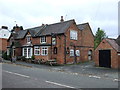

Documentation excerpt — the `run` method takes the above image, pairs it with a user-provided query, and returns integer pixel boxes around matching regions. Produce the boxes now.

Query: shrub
[31,55,35,60]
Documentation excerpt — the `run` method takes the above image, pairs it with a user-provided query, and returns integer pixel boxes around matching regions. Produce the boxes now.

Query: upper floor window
[70,30,78,40]
[52,37,56,45]
[26,36,31,43]
[41,36,46,44]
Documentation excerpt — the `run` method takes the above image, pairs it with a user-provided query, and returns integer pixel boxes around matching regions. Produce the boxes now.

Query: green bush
[31,55,35,60]
[2,52,8,60]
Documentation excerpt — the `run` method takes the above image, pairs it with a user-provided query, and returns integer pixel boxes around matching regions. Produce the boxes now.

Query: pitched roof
[13,19,75,39]
[27,26,44,37]
[77,23,94,37]
[77,23,88,30]
[105,38,120,52]
[15,30,27,39]
[36,19,74,36]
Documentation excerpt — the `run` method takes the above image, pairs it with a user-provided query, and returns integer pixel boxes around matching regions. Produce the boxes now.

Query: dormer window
[26,35,31,43]
[41,36,46,44]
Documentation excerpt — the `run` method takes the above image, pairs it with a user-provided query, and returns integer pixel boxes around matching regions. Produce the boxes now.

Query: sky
[0,0,119,38]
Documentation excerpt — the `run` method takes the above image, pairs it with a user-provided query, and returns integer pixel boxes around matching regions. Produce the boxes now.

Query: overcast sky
[0,0,119,38]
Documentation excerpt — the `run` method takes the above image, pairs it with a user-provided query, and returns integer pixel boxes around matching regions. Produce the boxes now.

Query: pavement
[2,59,119,81]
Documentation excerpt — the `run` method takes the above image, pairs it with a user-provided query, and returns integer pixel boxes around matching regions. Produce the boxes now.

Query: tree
[94,28,107,49]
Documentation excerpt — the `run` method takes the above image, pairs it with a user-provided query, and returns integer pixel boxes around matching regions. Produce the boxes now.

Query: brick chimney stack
[1,26,8,29]
[60,16,64,22]
[13,24,23,32]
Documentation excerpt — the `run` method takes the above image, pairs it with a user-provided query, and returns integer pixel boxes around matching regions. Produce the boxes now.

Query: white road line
[89,75,101,79]
[45,80,75,88]
[3,70,30,78]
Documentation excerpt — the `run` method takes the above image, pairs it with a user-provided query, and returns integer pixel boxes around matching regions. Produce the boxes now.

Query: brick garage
[94,37,120,69]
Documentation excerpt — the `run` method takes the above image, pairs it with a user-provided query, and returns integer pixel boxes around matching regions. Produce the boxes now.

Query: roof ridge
[77,22,89,26]
[47,19,74,26]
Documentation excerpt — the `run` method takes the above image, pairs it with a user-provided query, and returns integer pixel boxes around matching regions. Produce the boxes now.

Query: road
[2,63,118,89]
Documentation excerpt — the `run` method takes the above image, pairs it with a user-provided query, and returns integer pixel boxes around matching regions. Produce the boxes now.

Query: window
[70,30,78,40]
[23,48,27,57]
[26,36,31,43]
[88,50,92,60]
[7,49,10,55]
[23,48,32,58]
[41,47,48,56]
[52,37,56,45]
[70,49,74,56]
[53,47,57,54]
[88,50,92,55]
[34,46,40,55]
[41,37,46,43]
[76,50,80,56]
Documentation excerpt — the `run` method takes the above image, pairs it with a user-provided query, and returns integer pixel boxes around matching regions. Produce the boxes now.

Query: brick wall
[0,38,7,52]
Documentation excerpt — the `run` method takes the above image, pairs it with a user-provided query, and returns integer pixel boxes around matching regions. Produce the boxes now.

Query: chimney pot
[1,26,8,29]
[60,16,64,22]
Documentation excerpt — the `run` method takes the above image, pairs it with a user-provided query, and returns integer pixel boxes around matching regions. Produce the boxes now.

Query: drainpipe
[64,34,66,64]
[74,45,77,64]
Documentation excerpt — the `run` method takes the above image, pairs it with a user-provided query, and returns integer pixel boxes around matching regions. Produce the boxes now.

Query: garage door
[99,50,111,68]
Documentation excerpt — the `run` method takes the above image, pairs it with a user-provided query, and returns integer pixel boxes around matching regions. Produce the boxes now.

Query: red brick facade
[7,20,94,65]
[0,38,7,52]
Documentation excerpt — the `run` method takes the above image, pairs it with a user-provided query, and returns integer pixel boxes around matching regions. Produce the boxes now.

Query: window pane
[70,30,77,40]
[41,47,48,55]
[70,49,74,56]
[34,46,40,55]
[41,37,46,43]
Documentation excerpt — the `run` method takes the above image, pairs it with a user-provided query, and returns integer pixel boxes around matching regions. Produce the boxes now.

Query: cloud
[0,0,119,38]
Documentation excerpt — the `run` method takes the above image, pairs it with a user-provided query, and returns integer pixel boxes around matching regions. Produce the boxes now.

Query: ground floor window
[53,47,57,54]
[41,47,48,56]
[23,47,32,58]
[7,48,10,55]
[76,50,80,56]
[88,50,92,60]
[34,46,40,55]
[70,49,74,56]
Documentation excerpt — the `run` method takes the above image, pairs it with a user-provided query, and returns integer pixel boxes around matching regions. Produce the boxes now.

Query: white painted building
[0,26,11,39]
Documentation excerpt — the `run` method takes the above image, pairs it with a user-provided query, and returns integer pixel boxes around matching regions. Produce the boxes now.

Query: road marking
[45,80,75,88]
[113,79,119,82]
[89,75,101,79]
[3,70,30,78]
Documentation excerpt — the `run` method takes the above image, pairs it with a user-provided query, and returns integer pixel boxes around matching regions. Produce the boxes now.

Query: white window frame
[7,49,10,55]
[26,36,31,43]
[76,50,80,56]
[70,49,74,56]
[34,46,40,55]
[52,37,56,45]
[22,47,32,58]
[40,36,46,44]
[70,30,78,40]
[88,50,92,55]
[41,47,48,56]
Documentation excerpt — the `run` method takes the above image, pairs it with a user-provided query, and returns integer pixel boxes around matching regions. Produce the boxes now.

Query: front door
[22,47,32,58]
[99,50,111,68]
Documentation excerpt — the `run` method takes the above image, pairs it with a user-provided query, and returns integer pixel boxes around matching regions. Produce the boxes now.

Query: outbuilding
[95,36,120,69]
